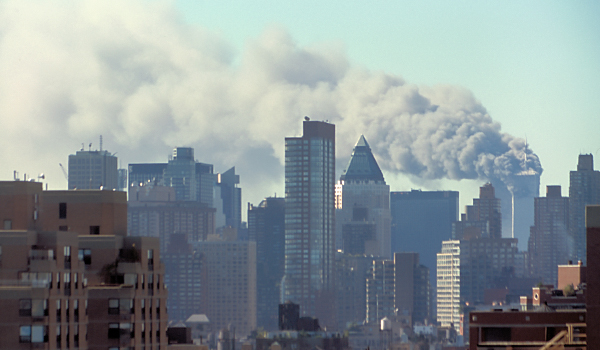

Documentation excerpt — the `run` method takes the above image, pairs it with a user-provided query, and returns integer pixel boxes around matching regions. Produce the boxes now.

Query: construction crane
[59,163,68,181]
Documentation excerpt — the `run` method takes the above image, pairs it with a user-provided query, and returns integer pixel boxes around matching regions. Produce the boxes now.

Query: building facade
[128,184,215,253]
[0,181,168,349]
[284,120,336,326]
[196,238,257,338]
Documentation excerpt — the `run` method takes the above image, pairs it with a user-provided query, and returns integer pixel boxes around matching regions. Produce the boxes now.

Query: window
[56,300,61,322]
[56,325,61,346]
[108,323,120,339]
[19,299,32,316]
[148,249,154,271]
[59,225,68,231]
[89,226,100,235]
[20,326,31,343]
[59,203,67,219]
[32,299,48,317]
[64,246,71,269]
[74,299,79,322]
[108,299,119,314]
[78,249,91,266]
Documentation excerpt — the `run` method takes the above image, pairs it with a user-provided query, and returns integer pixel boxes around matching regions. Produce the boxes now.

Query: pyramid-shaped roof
[340,135,385,183]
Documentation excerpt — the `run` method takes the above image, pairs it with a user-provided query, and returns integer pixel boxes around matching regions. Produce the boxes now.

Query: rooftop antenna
[100,135,103,152]
[81,143,84,151]
[89,143,92,152]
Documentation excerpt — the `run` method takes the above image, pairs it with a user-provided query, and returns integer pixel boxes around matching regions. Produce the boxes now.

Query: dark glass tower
[569,154,600,264]
[284,120,335,325]
[248,197,285,330]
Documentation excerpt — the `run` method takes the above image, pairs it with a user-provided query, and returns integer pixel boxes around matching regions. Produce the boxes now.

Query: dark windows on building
[89,225,100,235]
[59,203,67,219]
[19,299,32,316]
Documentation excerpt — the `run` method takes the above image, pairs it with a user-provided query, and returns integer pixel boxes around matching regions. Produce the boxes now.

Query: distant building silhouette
[453,183,501,240]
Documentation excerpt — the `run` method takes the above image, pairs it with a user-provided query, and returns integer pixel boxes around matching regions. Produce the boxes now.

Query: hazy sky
[1,0,598,213]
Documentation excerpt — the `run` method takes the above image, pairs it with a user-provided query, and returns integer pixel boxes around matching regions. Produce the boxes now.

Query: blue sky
[175,0,600,204]
[0,0,598,214]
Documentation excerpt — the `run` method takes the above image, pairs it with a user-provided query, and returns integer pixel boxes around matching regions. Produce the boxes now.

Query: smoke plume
[0,0,541,205]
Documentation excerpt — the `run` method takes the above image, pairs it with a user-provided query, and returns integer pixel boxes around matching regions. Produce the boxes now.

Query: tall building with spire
[336,135,391,259]
[284,120,335,327]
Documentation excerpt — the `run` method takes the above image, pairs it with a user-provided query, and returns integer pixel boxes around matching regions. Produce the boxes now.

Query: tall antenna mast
[100,135,103,152]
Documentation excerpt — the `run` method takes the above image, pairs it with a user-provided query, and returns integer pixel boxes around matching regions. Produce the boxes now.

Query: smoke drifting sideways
[0,0,541,204]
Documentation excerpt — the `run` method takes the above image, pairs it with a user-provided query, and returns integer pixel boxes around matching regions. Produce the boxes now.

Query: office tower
[510,171,541,251]
[217,167,242,230]
[569,154,600,264]
[528,186,569,286]
[0,180,168,349]
[284,120,335,325]
[337,135,391,258]
[128,147,216,206]
[163,234,203,322]
[335,254,372,330]
[437,237,520,330]
[128,184,215,253]
[394,252,430,325]
[248,197,285,331]
[365,259,395,324]
[68,148,119,190]
[196,237,257,338]
[453,183,501,240]
[390,190,459,285]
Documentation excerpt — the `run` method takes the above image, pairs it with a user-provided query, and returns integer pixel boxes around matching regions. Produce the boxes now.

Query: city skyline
[0,0,598,215]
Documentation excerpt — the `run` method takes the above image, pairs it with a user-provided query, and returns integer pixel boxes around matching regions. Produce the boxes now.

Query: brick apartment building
[0,180,168,349]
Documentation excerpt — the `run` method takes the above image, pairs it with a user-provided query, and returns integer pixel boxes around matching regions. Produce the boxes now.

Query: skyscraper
[528,186,569,286]
[390,190,458,283]
[284,120,335,326]
[337,135,391,259]
[68,148,118,190]
[569,154,600,264]
[248,197,285,331]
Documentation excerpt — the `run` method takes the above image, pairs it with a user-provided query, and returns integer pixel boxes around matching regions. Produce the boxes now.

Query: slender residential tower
[284,120,335,326]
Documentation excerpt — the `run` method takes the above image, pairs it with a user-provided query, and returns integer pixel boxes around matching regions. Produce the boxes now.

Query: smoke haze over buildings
[0,0,541,205]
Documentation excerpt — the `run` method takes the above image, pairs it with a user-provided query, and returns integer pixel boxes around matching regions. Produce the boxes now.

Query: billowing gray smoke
[0,0,541,205]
